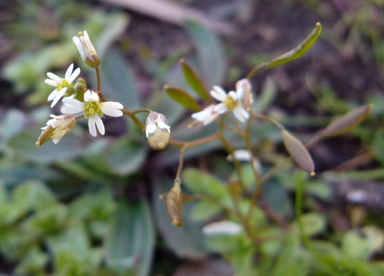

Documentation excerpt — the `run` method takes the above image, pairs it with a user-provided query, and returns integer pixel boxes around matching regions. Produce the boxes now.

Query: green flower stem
[95,66,101,93]
[250,112,283,130]
[218,117,246,192]
[296,176,310,248]
[121,108,145,131]
[131,108,153,115]
[171,134,221,180]
[246,63,268,80]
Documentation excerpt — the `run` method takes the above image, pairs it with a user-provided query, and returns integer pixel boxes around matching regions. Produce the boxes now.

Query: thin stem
[94,66,108,102]
[296,175,310,248]
[246,63,268,80]
[175,147,185,180]
[122,108,145,131]
[251,112,283,130]
[131,108,153,115]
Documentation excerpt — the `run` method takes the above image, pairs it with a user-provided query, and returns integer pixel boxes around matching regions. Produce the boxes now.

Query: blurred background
[0,0,384,275]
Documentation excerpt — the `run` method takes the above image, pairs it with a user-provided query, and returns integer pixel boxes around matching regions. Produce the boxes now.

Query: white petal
[214,103,227,114]
[88,116,97,137]
[227,150,252,162]
[45,79,58,87]
[101,101,124,110]
[233,106,248,122]
[47,72,62,83]
[51,88,67,107]
[94,115,105,135]
[83,31,96,52]
[68,67,80,83]
[228,91,238,101]
[191,106,214,122]
[204,113,219,125]
[210,86,227,102]
[65,64,74,81]
[101,107,123,117]
[84,90,99,102]
[73,37,85,60]
[47,89,59,101]
[157,121,170,131]
[146,123,157,137]
[62,97,83,107]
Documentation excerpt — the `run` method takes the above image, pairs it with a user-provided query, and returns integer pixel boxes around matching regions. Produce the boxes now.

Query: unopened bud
[236,78,253,111]
[146,112,171,150]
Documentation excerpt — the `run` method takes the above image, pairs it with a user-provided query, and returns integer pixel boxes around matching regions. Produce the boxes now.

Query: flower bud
[73,31,100,68]
[146,112,171,150]
[36,114,77,146]
[236,78,253,111]
[73,78,87,102]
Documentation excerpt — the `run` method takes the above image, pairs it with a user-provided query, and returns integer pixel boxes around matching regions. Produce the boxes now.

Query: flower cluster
[191,79,252,126]
[37,31,124,145]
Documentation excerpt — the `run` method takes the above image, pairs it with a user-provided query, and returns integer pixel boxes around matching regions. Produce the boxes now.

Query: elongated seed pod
[165,179,183,227]
[282,129,315,175]
[319,105,372,138]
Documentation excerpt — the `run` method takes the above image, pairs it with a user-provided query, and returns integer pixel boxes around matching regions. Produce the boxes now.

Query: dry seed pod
[282,129,315,175]
[165,179,183,227]
[319,105,372,139]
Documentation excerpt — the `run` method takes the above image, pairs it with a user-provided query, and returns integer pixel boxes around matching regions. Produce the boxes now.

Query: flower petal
[101,104,123,117]
[233,106,248,122]
[73,37,85,60]
[47,72,62,83]
[157,121,170,131]
[210,86,227,102]
[214,103,227,114]
[101,101,124,110]
[68,67,81,83]
[88,116,97,137]
[47,89,59,101]
[94,115,105,135]
[146,123,157,137]
[65,64,74,81]
[51,88,67,107]
[84,90,99,102]
[45,79,58,87]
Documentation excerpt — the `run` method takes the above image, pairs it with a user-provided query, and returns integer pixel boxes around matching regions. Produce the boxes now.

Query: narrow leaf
[164,85,202,111]
[282,129,315,175]
[268,22,322,68]
[180,59,211,103]
[247,22,322,78]
[319,104,372,138]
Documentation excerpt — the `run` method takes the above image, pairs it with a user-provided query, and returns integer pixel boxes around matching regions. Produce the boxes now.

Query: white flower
[61,90,123,137]
[145,112,171,138]
[191,105,219,126]
[37,114,76,145]
[202,221,243,236]
[226,149,253,162]
[211,86,249,122]
[45,64,80,107]
[73,31,100,68]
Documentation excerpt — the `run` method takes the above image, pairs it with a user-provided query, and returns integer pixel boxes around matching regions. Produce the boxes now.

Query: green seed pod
[319,105,372,138]
[165,179,183,227]
[282,129,315,175]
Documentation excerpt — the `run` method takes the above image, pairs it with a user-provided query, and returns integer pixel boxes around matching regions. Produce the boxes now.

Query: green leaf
[165,85,202,111]
[182,168,227,200]
[13,180,57,212]
[106,199,155,276]
[247,22,322,78]
[8,126,84,163]
[107,138,147,175]
[341,230,375,260]
[99,48,140,110]
[191,200,223,221]
[186,21,226,89]
[293,213,327,237]
[179,59,211,103]
[262,180,291,216]
[15,247,48,276]
[153,178,207,258]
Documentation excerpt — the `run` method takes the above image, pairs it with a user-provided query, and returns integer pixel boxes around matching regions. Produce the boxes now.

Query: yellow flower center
[57,80,70,91]
[224,95,237,110]
[84,101,103,118]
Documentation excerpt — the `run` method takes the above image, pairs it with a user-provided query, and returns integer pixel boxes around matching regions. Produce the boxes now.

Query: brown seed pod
[319,105,372,138]
[282,129,315,175]
[165,179,183,227]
